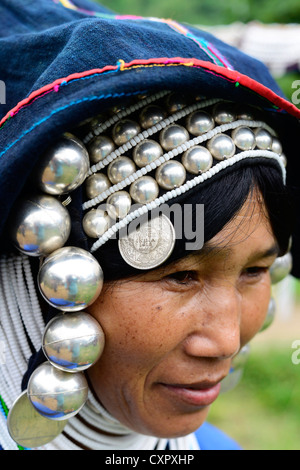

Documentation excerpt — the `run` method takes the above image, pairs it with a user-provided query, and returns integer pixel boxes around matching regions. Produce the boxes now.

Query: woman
[0,0,299,451]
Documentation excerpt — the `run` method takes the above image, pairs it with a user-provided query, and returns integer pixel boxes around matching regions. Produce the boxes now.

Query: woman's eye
[243,266,269,278]
[166,271,196,284]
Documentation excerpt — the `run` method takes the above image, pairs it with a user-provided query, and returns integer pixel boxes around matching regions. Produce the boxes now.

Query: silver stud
[260,297,276,332]
[112,119,141,146]
[106,191,131,220]
[207,134,236,160]
[10,194,71,257]
[182,146,213,174]
[38,247,103,312]
[270,252,293,284]
[165,92,188,113]
[139,105,166,129]
[186,111,214,136]
[82,208,111,238]
[130,176,160,204]
[255,128,273,150]
[27,362,88,420]
[159,125,189,151]
[133,140,163,168]
[213,103,236,124]
[220,344,251,394]
[272,138,283,155]
[280,154,287,167]
[85,173,111,199]
[232,126,256,151]
[43,312,105,373]
[36,133,90,195]
[87,136,115,164]
[107,156,136,185]
[155,160,186,190]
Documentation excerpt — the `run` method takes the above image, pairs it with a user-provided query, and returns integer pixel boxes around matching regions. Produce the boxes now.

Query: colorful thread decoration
[52,0,234,70]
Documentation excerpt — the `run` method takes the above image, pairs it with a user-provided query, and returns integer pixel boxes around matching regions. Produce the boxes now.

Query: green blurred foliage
[97,0,300,24]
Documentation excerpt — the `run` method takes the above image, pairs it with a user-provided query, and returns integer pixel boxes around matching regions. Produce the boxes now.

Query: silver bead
[10,195,71,257]
[112,119,141,146]
[85,173,111,199]
[159,125,189,151]
[207,134,236,160]
[106,191,131,220]
[155,160,186,190]
[82,208,111,238]
[165,92,188,113]
[220,344,250,394]
[186,111,214,136]
[272,138,283,155]
[38,247,103,311]
[260,297,276,332]
[182,146,213,174]
[43,312,105,373]
[213,103,236,124]
[232,344,251,370]
[107,156,136,185]
[139,105,166,129]
[255,128,273,150]
[87,136,115,164]
[36,133,89,195]
[232,126,256,151]
[133,140,163,168]
[27,362,88,420]
[130,176,160,204]
[280,154,287,167]
[270,252,293,284]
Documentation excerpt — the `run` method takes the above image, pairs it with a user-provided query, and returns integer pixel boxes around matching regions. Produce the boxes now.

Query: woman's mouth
[159,380,222,408]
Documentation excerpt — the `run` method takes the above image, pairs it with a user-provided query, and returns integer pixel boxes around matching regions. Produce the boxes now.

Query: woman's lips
[160,381,222,407]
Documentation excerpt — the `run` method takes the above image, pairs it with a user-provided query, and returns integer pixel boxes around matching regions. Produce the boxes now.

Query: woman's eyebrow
[193,241,280,262]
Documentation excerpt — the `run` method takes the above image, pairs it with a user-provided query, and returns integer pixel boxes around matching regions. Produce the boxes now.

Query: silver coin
[118,214,176,270]
[7,391,66,448]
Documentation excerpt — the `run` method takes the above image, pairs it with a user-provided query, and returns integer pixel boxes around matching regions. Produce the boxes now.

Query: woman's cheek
[240,283,271,346]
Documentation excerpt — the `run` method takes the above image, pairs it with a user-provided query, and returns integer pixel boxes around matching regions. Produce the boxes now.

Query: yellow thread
[59,0,77,10]
[117,59,126,71]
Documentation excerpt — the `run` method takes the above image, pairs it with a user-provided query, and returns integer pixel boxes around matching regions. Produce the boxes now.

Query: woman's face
[87,193,279,438]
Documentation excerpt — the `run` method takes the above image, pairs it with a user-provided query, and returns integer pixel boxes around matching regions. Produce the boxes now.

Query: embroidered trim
[1,57,299,134]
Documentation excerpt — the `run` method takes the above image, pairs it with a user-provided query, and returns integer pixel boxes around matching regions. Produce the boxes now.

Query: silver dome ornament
[159,125,189,151]
[272,138,283,155]
[207,134,236,160]
[38,247,104,312]
[186,111,214,136]
[107,156,136,185]
[42,312,105,373]
[133,140,163,168]
[10,194,71,257]
[87,136,115,164]
[82,208,111,238]
[112,119,141,146]
[27,362,88,421]
[260,297,276,332]
[182,146,213,175]
[280,154,287,168]
[129,176,160,204]
[155,160,186,190]
[85,173,111,199]
[213,103,236,124]
[232,126,256,151]
[106,191,131,220]
[36,133,90,195]
[270,252,293,284]
[220,344,251,394]
[139,105,166,129]
[165,92,188,113]
[255,128,273,150]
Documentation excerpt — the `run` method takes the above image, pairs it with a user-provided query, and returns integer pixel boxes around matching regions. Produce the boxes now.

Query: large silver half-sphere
[38,247,103,311]
[270,252,293,284]
[36,133,90,195]
[43,312,105,373]
[10,194,71,257]
[27,362,88,420]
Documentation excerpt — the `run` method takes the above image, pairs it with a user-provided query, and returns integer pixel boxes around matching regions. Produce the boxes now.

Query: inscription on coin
[118,214,175,270]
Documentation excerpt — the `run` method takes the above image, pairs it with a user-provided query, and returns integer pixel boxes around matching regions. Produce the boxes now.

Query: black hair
[93,158,294,281]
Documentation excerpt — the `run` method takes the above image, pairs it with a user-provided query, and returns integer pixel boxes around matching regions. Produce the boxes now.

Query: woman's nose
[184,285,241,360]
